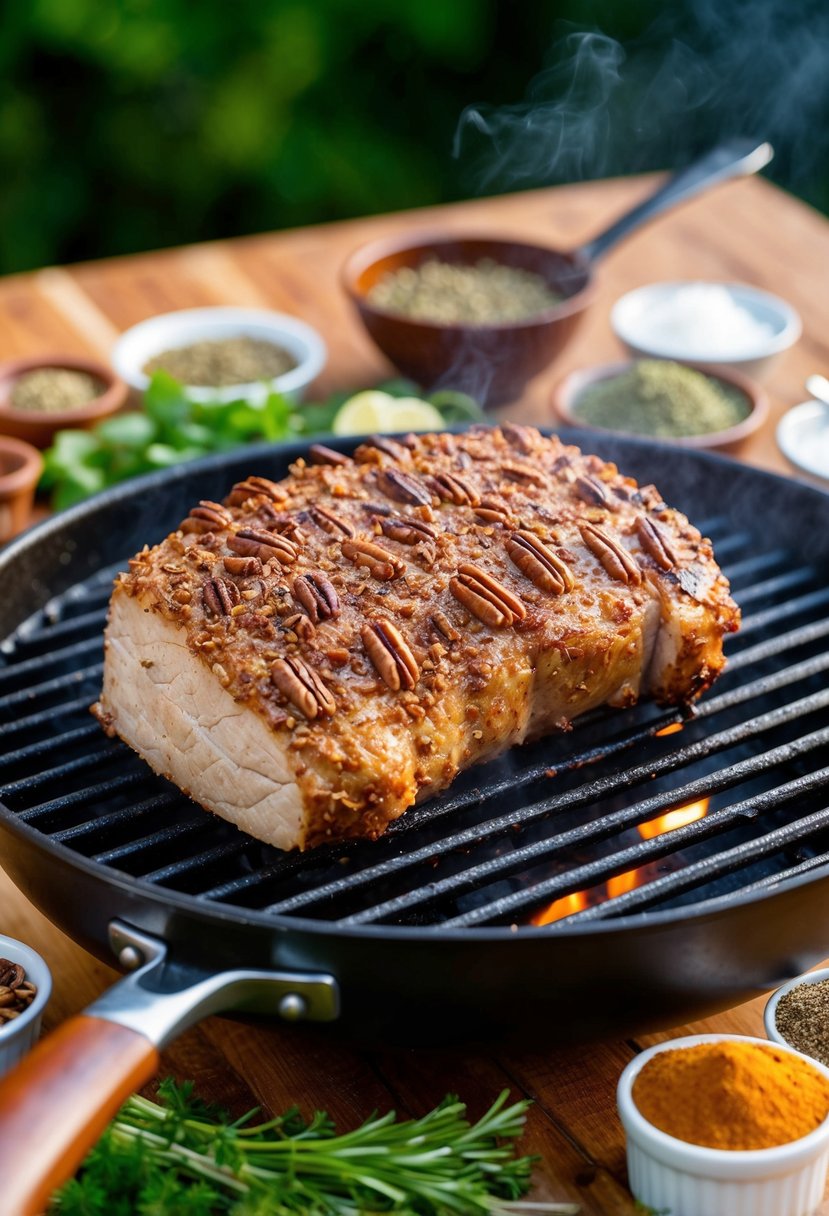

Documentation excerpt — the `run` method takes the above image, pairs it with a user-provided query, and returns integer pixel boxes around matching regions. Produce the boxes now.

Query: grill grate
[3,517,829,931]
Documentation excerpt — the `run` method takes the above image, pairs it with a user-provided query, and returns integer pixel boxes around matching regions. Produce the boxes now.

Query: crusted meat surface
[93,426,739,849]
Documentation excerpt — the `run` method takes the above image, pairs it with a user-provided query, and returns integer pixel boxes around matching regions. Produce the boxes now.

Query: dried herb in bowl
[574,360,750,439]
[10,368,105,413]
[367,257,562,324]
[143,337,296,387]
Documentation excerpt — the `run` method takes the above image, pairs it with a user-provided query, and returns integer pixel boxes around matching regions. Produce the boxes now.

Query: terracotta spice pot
[0,435,43,544]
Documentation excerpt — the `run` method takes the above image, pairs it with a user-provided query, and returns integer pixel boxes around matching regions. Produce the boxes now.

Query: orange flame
[531,791,711,924]
[656,722,684,736]
[638,797,710,841]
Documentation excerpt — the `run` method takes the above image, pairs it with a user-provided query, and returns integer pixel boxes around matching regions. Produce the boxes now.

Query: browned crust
[103,426,739,847]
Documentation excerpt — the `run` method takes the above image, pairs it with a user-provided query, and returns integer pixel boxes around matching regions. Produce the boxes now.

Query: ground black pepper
[775,977,829,1066]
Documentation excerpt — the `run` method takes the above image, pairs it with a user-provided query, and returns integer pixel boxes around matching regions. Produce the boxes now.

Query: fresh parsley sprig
[49,1079,579,1215]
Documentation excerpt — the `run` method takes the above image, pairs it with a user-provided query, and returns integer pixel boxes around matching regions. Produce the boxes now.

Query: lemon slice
[332,391,444,436]
[332,391,397,436]
[384,397,444,432]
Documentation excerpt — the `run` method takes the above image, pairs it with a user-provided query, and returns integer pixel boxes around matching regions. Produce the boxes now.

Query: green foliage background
[0,0,825,275]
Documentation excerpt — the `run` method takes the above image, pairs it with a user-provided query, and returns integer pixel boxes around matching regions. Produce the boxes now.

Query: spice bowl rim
[618,1032,829,1176]
[764,966,829,1048]
[0,355,128,446]
[111,306,328,402]
[610,279,802,370]
[552,357,768,451]
[0,931,52,1044]
[0,434,43,497]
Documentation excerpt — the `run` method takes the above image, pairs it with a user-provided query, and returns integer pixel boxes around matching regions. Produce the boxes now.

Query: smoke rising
[454,0,829,203]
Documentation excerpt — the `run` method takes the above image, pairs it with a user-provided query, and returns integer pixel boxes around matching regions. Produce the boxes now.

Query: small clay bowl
[0,355,128,448]
[342,232,594,408]
[552,359,768,454]
[0,435,43,544]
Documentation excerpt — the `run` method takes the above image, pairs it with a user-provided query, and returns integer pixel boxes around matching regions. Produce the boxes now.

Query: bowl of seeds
[342,233,594,407]
[553,358,768,453]
[0,934,51,1075]
[765,968,829,1067]
[112,307,327,405]
[0,355,128,448]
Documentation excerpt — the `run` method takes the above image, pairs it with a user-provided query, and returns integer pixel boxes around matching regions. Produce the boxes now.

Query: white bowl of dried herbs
[765,967,829,1067]
[112,307,327,404]
[0,933,51,1076]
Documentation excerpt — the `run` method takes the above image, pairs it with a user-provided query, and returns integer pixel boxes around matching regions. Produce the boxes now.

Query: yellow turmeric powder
[632,1040,829,1150]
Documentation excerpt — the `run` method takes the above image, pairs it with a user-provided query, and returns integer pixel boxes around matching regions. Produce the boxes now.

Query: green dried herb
[368,258,561,324]
[573,360,750,439]
[10,368,104,412]
[144,337,296,387]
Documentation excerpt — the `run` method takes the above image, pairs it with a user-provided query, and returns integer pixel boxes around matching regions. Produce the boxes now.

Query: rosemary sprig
[49,1079,579,1215]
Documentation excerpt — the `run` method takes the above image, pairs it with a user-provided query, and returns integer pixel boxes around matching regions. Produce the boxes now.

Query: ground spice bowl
[0,355,128,448]
[0,933,51,1077]
[617,1034,829,1216]
[0,435,43,543]
[765,966,829,1053]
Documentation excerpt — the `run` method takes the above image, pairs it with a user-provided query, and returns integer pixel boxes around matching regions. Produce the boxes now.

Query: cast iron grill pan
[2,429,829,1042]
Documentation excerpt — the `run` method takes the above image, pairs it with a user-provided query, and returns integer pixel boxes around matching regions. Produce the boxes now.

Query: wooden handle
[0,1015,158,1216]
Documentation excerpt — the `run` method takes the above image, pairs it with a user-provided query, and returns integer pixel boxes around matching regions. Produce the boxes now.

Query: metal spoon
[806,374,829,407]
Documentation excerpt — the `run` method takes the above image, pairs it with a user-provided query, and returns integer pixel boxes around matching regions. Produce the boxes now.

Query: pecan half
[379,515,437,545]
[428,471,480,507]
[361,620,419,691]
[0,962,24,991]
[501,460,548,488]
[450,564,527,628]
[377,467,433,506]
[228,527,297,565]
[181,501,232,533]
[579,523,641,585]
[309,443,351,466]
[203,576,241,616]
[362,435,411,461]
[573,474,616,510]
[310,504,354,538]
[223,555,263,577]
[292,573,340,622]
[474,496,511,525]
[271,657,335,719]
[501,422,537,454]
[506,531,575,595]
[636,516,679,571]
[226,476,287,507]
[341,537,404,580]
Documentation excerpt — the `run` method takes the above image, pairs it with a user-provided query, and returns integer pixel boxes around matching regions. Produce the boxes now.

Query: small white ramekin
[765,966,829,1048]
[0,933,51,1077]
[618,1033,829,1216]
[112,306,327,403]
[611,281,801,380]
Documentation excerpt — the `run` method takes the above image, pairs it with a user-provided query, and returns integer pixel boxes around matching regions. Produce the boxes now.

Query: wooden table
[3,174,829,1212]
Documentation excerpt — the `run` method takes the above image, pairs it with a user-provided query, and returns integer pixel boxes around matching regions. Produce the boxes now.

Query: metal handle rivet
[278,993,308,1021]
[118,945,144,971]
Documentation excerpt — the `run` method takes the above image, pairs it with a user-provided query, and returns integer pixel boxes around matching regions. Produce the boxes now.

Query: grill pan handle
[0,921,339,1215]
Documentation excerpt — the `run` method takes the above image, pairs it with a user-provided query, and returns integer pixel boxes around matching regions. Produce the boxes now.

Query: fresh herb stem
[49,1079,578,1215]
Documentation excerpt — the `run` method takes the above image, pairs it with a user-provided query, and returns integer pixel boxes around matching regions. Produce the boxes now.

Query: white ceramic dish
[777,400,829,482]
[618,1033,829,1216]
[0,933,51,1076]
[611,281,801,380]
[765,966,829,1049]
[112,306,327,404]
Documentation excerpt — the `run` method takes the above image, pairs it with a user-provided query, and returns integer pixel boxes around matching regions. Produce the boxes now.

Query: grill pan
[1,428,829,1211]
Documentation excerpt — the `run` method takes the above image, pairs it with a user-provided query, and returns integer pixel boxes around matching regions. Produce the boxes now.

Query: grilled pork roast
[93,426,739,849]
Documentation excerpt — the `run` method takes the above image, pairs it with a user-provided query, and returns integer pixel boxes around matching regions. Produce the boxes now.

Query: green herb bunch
[39,373,482,511]
[49,1079,577,1216]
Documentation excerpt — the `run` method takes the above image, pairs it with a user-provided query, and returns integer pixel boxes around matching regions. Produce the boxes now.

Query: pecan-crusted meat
[93,427,739,850]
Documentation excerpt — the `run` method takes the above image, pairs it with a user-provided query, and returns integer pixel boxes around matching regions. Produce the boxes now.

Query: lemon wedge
[332,392,443,436]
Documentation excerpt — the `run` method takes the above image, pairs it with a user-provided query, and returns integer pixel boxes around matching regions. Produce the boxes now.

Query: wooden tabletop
[3,173,829,1212]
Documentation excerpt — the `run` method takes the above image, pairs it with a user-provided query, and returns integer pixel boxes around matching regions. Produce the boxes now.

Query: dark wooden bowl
[342,233,595,407]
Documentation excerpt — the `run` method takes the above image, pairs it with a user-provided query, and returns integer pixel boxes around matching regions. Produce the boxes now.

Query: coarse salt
[639,284,775,358]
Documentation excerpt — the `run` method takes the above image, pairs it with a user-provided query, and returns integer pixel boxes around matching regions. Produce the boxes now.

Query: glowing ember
[530,891,588,926]
[656,722,684,736]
